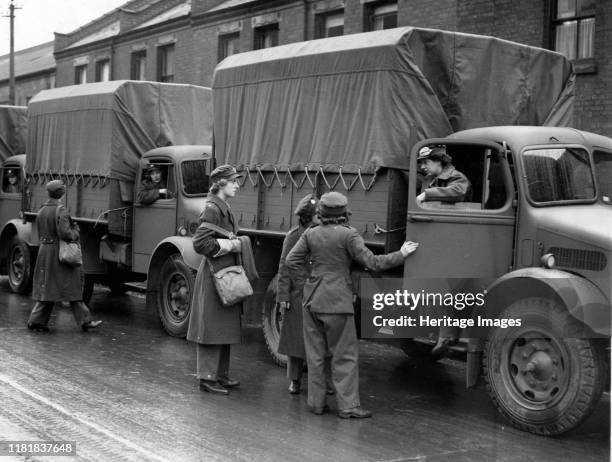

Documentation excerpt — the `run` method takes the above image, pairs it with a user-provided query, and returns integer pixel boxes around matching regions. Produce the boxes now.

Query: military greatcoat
[32,199,83,302]
[276,225,311,359]
[186,194,242,345]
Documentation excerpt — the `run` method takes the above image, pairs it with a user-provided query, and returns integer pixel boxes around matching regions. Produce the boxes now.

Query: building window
[131,50,147,80]
[254,24,279,50]
[95,59,110,82]
[366,2,398,31]
[315,11,344,39]
[157,44,175,83]
[218,33,240,62]
[553,0,595,60]
[74,65,87,84]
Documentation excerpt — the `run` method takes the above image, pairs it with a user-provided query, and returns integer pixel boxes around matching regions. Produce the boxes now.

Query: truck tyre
[483,297,606,436]
[261,275,287,367]
[158,253,195,338]
[8,237,33,294]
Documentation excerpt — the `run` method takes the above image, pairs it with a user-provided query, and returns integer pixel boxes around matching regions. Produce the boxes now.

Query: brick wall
[48,0,612,135]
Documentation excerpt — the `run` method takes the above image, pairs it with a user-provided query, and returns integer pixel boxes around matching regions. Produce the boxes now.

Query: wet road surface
[0,278,609,461]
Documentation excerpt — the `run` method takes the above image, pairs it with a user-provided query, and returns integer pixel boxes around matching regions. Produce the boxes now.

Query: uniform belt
[40,238,57,244]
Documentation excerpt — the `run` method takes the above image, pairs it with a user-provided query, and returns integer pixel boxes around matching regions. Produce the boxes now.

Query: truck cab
[407,126,611,435]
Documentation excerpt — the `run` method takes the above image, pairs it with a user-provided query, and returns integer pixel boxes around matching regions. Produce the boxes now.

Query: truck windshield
[594,150,612,205]
[181,160,209,196]
[523,148,595,204]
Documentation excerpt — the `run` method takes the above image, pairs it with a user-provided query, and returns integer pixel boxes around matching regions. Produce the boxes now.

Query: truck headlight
[540,253,555,269]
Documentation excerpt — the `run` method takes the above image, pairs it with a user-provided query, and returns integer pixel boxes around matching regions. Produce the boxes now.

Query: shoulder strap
[198,221,235,239]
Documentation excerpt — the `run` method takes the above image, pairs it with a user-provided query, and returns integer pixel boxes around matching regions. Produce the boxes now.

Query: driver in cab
[416,146,472,205]
[137,164,171,205]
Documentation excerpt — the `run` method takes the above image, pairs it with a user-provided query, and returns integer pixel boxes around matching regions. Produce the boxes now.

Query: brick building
[7,0,612,135]
[0,41,55,105]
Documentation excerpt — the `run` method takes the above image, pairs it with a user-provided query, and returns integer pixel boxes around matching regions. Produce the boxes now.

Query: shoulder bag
[55,205,83,267]
[198,222,253,306]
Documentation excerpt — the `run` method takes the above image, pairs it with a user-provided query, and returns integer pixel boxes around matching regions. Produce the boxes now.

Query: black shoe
[431,336,456,357]
[82,320,102,332]
[326,386,335,396]
[338,407,372,419]
[218,377,240,389]
[310,405,329,415]
[27,323,49,332]
[199,380,229,395]
[288,380,301,394]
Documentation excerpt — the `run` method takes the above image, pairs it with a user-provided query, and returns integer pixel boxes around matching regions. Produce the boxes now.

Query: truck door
[404,140,516,289]
[132,160,177,274]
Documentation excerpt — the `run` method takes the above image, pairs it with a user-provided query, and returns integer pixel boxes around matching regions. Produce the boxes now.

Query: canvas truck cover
[212,27,574,174]
[26,80,213,183]
[0,105,27,161]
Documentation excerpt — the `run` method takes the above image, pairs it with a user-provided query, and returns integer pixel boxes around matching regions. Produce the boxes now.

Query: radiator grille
[548,247,607,272]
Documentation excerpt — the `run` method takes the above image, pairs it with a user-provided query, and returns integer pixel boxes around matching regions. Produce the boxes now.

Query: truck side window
[181,160,209,195]
[593,150,612,204]
[2,168,21,194]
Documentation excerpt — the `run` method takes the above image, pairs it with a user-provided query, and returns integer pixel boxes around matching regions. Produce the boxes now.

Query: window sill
[572,57,597,74]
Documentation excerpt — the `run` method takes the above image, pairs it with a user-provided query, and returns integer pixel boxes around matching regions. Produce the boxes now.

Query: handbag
[58,240,83,267]
[198,222,253,307]
[55,205,83,267]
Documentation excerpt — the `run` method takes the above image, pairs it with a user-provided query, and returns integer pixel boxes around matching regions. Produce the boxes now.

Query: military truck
[0,105,27,291]
[208,28,609,435]
[0,81,214,335]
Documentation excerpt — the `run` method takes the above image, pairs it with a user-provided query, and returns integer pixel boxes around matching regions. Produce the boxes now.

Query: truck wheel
[483,297,606,436]
[158,254,195,338]
[8,237,33,294]
[261,275,287,367]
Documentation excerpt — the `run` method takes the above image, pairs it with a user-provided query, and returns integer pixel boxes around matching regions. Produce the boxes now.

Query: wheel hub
[508,337,567,404]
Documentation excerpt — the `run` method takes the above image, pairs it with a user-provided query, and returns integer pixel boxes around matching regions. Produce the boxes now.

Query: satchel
[198,221,254,307]
[209,262,253,307]
[58,240,83,267]
[55,205,83,267]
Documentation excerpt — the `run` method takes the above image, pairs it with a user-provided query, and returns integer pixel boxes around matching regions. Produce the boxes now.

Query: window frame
[314,10,344,39]
[218,32,240,62]
[95,59,110,82]
[157,44,175,83]
[74,65,87,85]
[365,1,398,32]
[254,23,279,50]
[551,0,596,64]
[131,50,147,81]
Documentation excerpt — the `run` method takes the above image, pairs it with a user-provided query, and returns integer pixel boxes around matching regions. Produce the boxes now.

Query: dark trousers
[303,310,359,411]
[27,301,92,327]
[196,344,231,382]
[287,356,304,381]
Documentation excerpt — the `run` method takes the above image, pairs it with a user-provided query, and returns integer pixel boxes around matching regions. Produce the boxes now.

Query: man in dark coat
[27,180,102,332]
[416,146,472,204]
[187,165,247,395]
[286,192,419,418]
[137,165,171,204]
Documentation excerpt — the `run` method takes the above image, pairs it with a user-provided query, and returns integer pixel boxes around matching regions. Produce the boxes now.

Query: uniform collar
[43,198,60,206]
[436,165,456,181]
[206,193,230,216]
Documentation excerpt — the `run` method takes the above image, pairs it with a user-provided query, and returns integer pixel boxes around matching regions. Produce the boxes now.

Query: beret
[46,180,66,196]
[294,194,317,216]
[318,191,348,217]
[211,164,241,183]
